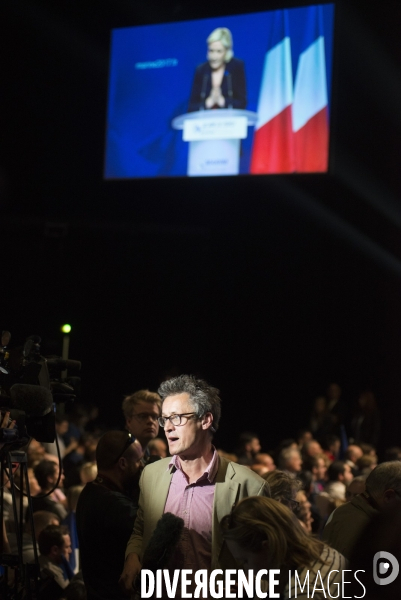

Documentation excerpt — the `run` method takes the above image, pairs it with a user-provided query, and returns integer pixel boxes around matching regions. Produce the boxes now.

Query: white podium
[172,109,257,176]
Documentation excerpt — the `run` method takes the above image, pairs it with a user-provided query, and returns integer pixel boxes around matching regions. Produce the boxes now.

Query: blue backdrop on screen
[104,4,334,179]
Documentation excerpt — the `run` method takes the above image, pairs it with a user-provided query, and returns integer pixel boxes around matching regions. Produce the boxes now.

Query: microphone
[200,74,208,110]
[10,384,53,417]
[141,513,184,570]
[226,72,233,108]
[46,358,81,371]
[135,513,184,596]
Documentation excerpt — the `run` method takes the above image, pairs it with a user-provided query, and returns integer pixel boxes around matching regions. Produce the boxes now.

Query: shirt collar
[168,446,219,483]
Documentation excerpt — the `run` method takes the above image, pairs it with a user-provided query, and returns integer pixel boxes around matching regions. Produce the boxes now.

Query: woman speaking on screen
[188,27,247,112]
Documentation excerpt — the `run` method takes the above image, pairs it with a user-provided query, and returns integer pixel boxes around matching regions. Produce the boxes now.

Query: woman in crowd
[221,496,346,600]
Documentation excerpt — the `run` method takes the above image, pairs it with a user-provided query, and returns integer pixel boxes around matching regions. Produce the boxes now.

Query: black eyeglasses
[284,497,300,511]
[158,412,197,428]
[114,433,135,463]
[131,412,159,422]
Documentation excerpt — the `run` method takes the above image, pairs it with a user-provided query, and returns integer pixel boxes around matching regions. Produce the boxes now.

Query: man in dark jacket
[76,431,142,600]
[323,461,401,559]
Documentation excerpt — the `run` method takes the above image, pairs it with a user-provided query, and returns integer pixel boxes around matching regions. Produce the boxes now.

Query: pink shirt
[164,448,219,572]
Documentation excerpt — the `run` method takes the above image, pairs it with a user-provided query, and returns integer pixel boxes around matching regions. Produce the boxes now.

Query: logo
[373,551,399,585]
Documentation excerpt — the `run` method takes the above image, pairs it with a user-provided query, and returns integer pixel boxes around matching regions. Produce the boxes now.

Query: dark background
[2,0,401,455]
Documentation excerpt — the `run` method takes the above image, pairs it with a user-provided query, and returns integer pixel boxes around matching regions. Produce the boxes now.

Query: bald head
[96,431,142,471]
[346,445,363,463]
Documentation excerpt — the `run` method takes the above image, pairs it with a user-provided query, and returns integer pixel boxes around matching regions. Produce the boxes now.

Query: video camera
[0,330,81,448]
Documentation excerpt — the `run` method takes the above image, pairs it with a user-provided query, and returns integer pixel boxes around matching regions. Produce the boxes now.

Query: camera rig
[0,331,81,446]
[0,330,81,599]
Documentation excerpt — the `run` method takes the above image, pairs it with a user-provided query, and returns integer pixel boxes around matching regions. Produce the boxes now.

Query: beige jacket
[125,455,270,570]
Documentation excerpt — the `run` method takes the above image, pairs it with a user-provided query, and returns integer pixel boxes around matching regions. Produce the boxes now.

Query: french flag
[250,10,295,174]
[251,5,330,174]
[292,5,329,172]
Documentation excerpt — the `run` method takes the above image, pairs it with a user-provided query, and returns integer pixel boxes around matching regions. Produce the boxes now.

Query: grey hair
[365,461,401,499]
[207,27,234,62]
[158,374,221,433]
[263,470,303,509]
[277,448,301,470]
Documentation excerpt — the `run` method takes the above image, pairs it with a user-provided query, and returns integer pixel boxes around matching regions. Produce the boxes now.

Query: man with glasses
[76,430,143,600]
[120,374,270,594]
[122,389,162,463]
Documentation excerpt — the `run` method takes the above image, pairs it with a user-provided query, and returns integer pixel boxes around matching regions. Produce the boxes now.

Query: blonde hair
[122,389,161,420]
[221,496,325,570]
[207,28,233,62]
[80,462,97,484]
[67,485,84,512]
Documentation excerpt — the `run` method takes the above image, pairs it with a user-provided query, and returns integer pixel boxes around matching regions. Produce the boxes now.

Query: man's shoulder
[39,556,67,588]
[223,458,255,478]
[77,481,107,502]
[325,494,375,528]
[77,481,134,512]
[350,493,378,517]
[194,61,210,75]
[335,493,375,516]
[142,457,171,477]
[218,457,270,494]
[38,555,62,575]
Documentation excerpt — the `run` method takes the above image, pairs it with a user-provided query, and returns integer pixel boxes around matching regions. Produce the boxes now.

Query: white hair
[277,448,301,470]
[206,27,234,62]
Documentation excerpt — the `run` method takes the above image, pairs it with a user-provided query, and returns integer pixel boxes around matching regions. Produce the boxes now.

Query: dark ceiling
[2,0,401,453]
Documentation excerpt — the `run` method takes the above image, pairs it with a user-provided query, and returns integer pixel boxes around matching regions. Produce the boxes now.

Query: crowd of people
[1,377,400,599]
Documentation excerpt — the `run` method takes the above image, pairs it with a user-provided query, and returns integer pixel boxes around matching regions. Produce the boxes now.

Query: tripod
[0,449,40,600]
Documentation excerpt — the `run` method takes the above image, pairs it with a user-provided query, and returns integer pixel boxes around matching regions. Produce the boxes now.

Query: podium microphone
[226,72,233,108]
[200,74,208,109]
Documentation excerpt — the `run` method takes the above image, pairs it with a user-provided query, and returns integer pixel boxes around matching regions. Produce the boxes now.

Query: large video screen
[104,4,334,178]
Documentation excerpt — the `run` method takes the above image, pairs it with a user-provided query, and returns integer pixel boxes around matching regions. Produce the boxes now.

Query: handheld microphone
[135,512,184,596]
[141,512,184,571]
[46,358,81,371]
